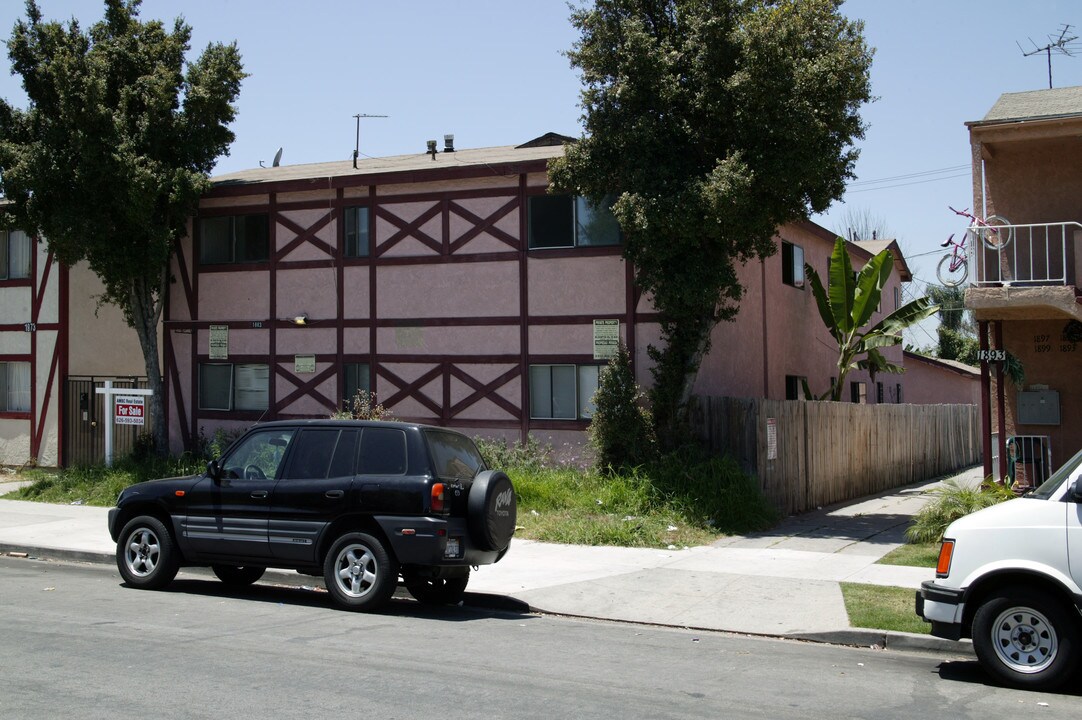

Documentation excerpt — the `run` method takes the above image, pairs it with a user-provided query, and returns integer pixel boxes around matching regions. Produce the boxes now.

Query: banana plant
[805,237,939,401]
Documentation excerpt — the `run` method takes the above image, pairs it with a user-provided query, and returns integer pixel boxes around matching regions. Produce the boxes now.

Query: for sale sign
[115,395,145,426]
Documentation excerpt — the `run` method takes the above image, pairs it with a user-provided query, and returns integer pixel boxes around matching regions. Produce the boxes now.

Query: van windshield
[1030,446,1082,499]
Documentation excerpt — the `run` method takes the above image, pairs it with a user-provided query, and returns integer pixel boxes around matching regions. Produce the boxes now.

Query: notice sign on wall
[115,396,145,426]
[209,324,229,360]
[593,319,620,360]
[294,354,316,373]
[766,417,777,461]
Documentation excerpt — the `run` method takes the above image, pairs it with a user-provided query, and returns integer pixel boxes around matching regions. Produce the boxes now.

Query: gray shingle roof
[210,143,565,187]
[971,85,1082,126]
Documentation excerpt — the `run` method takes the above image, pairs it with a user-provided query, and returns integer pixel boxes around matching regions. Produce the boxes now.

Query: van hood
[946,496,1063,535]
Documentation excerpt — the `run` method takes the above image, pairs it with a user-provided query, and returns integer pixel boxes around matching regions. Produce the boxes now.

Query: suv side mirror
[1068,477,1082,503]
[206,459,222,481]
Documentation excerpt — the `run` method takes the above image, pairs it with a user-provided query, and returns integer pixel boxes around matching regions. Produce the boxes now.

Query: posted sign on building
[114,396,146,426]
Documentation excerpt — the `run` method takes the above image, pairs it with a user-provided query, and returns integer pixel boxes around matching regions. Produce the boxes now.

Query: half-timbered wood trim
[377,364,445,417]
[374,203,442,256]
[275,210,336,260]
[448,197,520,252]
[272,364,338,414]
[447,365,520,419]
[517,173,530,442]
[165,333,191,450]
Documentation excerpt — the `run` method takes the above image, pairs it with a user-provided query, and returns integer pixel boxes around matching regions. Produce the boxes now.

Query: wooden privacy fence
[689,396,982,516]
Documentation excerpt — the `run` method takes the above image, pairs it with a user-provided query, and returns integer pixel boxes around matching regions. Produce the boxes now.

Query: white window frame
[198,362,269,412]
[0,361,31,412]
[0,230,32,280]
[529,364,600,420]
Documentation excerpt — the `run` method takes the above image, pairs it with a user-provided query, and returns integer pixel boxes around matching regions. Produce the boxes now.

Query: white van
[916,447,1082,690]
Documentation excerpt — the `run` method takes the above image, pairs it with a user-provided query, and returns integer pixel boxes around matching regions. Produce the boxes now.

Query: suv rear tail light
[431,483,445,513]
[936,539,954,577]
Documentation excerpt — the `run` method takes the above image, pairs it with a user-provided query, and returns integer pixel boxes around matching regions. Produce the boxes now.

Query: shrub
[473,435,553,473]
[588,344,657,472]
[333,390,393,421]
[905,479,1015,544]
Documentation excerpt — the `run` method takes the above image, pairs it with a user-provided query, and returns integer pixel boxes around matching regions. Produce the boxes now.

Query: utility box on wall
[1017,390,1060,425]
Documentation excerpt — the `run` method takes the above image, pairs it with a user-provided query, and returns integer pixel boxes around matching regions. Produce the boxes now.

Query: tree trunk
[129,270,168,457]
[651,312,717,451]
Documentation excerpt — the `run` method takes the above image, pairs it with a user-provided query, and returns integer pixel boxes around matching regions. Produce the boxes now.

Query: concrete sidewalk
[0,465,984,653]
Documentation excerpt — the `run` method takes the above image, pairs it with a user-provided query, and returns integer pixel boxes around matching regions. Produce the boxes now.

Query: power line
[846,172,970,194]
[847,164,969,187]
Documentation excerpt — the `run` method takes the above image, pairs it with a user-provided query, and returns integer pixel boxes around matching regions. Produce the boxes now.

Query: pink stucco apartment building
[158,134,928,454]
[964,86,1082,479]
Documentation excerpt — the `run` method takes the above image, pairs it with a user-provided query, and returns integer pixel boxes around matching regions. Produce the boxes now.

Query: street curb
[1,543,970,655]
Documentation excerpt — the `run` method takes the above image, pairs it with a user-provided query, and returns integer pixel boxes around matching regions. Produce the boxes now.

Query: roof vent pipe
[444,134,455,153]
[426,140,438,160]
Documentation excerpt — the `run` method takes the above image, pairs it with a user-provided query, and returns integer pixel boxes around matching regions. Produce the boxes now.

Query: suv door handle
[325,490,344,499]
[250,490,269,499]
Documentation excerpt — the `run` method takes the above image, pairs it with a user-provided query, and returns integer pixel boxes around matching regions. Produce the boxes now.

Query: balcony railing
[971,221,1082,287]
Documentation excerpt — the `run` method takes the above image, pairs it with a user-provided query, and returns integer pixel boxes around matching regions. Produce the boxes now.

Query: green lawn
[841,583,929,635]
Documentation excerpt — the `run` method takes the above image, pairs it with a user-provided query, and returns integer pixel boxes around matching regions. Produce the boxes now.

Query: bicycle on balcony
[937,206,1012,287]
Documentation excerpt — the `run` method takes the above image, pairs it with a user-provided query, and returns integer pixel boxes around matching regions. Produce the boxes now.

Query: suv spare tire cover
[467,470,517,553]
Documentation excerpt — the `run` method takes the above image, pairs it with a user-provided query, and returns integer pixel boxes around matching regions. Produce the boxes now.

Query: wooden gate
[63,376,151,467]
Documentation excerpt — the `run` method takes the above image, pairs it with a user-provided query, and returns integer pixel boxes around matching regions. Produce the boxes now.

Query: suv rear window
[425,430,486,480]
[359,427,407,475]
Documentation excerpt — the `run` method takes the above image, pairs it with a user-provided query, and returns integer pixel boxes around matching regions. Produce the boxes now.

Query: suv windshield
[1030,446,1082,499]
[425,430,486,480]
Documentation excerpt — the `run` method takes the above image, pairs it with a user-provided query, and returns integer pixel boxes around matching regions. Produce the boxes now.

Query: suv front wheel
[116,515,180,590]
[323,532,398,612]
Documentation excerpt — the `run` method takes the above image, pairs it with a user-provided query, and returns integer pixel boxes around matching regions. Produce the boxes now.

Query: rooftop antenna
[1018,24,1080,89]
[353,113,388,168]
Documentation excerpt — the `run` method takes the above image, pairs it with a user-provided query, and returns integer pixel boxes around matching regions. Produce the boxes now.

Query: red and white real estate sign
[114,395,145,426]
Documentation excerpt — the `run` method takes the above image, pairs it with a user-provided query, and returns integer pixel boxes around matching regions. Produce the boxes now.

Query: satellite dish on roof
[272,147,283,167]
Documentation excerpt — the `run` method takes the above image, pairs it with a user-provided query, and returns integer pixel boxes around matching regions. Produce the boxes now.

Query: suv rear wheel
[323,532,398,612]
[972,588,1080,690]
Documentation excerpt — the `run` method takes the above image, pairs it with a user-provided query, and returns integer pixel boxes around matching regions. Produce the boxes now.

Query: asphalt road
[1,556,1080,720]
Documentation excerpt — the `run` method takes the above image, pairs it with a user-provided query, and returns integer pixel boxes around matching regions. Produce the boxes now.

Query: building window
[199,214,270,264]
[0,361,31,412]
[876,382,885,403]
[529,364,600,419]
[894,286,901,311]
[528,195,620,249]
[344,207,370,258]
[343,363,371,407]
[895,383,903,404]
[0,230,31,280]
[198,363,269,411]
[785,375,806,400]
[850,381,867,404]
[781,241,804,288]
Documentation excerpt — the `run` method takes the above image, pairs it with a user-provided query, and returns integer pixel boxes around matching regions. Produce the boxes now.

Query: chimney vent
[444,134,455,153]
[426,140,437,160]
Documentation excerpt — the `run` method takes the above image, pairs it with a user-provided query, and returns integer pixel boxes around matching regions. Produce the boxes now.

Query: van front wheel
[972,589,1079,691]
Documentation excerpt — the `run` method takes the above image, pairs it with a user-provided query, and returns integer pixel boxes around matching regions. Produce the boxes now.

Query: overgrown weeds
[485,438,777,547]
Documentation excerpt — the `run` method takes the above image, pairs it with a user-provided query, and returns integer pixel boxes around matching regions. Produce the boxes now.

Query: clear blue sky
[1,1,1080,348]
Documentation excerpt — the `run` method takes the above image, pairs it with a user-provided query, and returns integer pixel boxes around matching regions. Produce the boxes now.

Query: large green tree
[549,0,873,448]
[806,237,938,401]
[0,0,244,454]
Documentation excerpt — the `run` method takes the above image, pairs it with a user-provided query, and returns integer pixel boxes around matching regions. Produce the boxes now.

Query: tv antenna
[1018,24,1079,89]
[353,113,388,168]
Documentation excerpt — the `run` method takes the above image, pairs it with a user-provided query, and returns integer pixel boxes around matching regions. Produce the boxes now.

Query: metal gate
[63,376,151,467]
